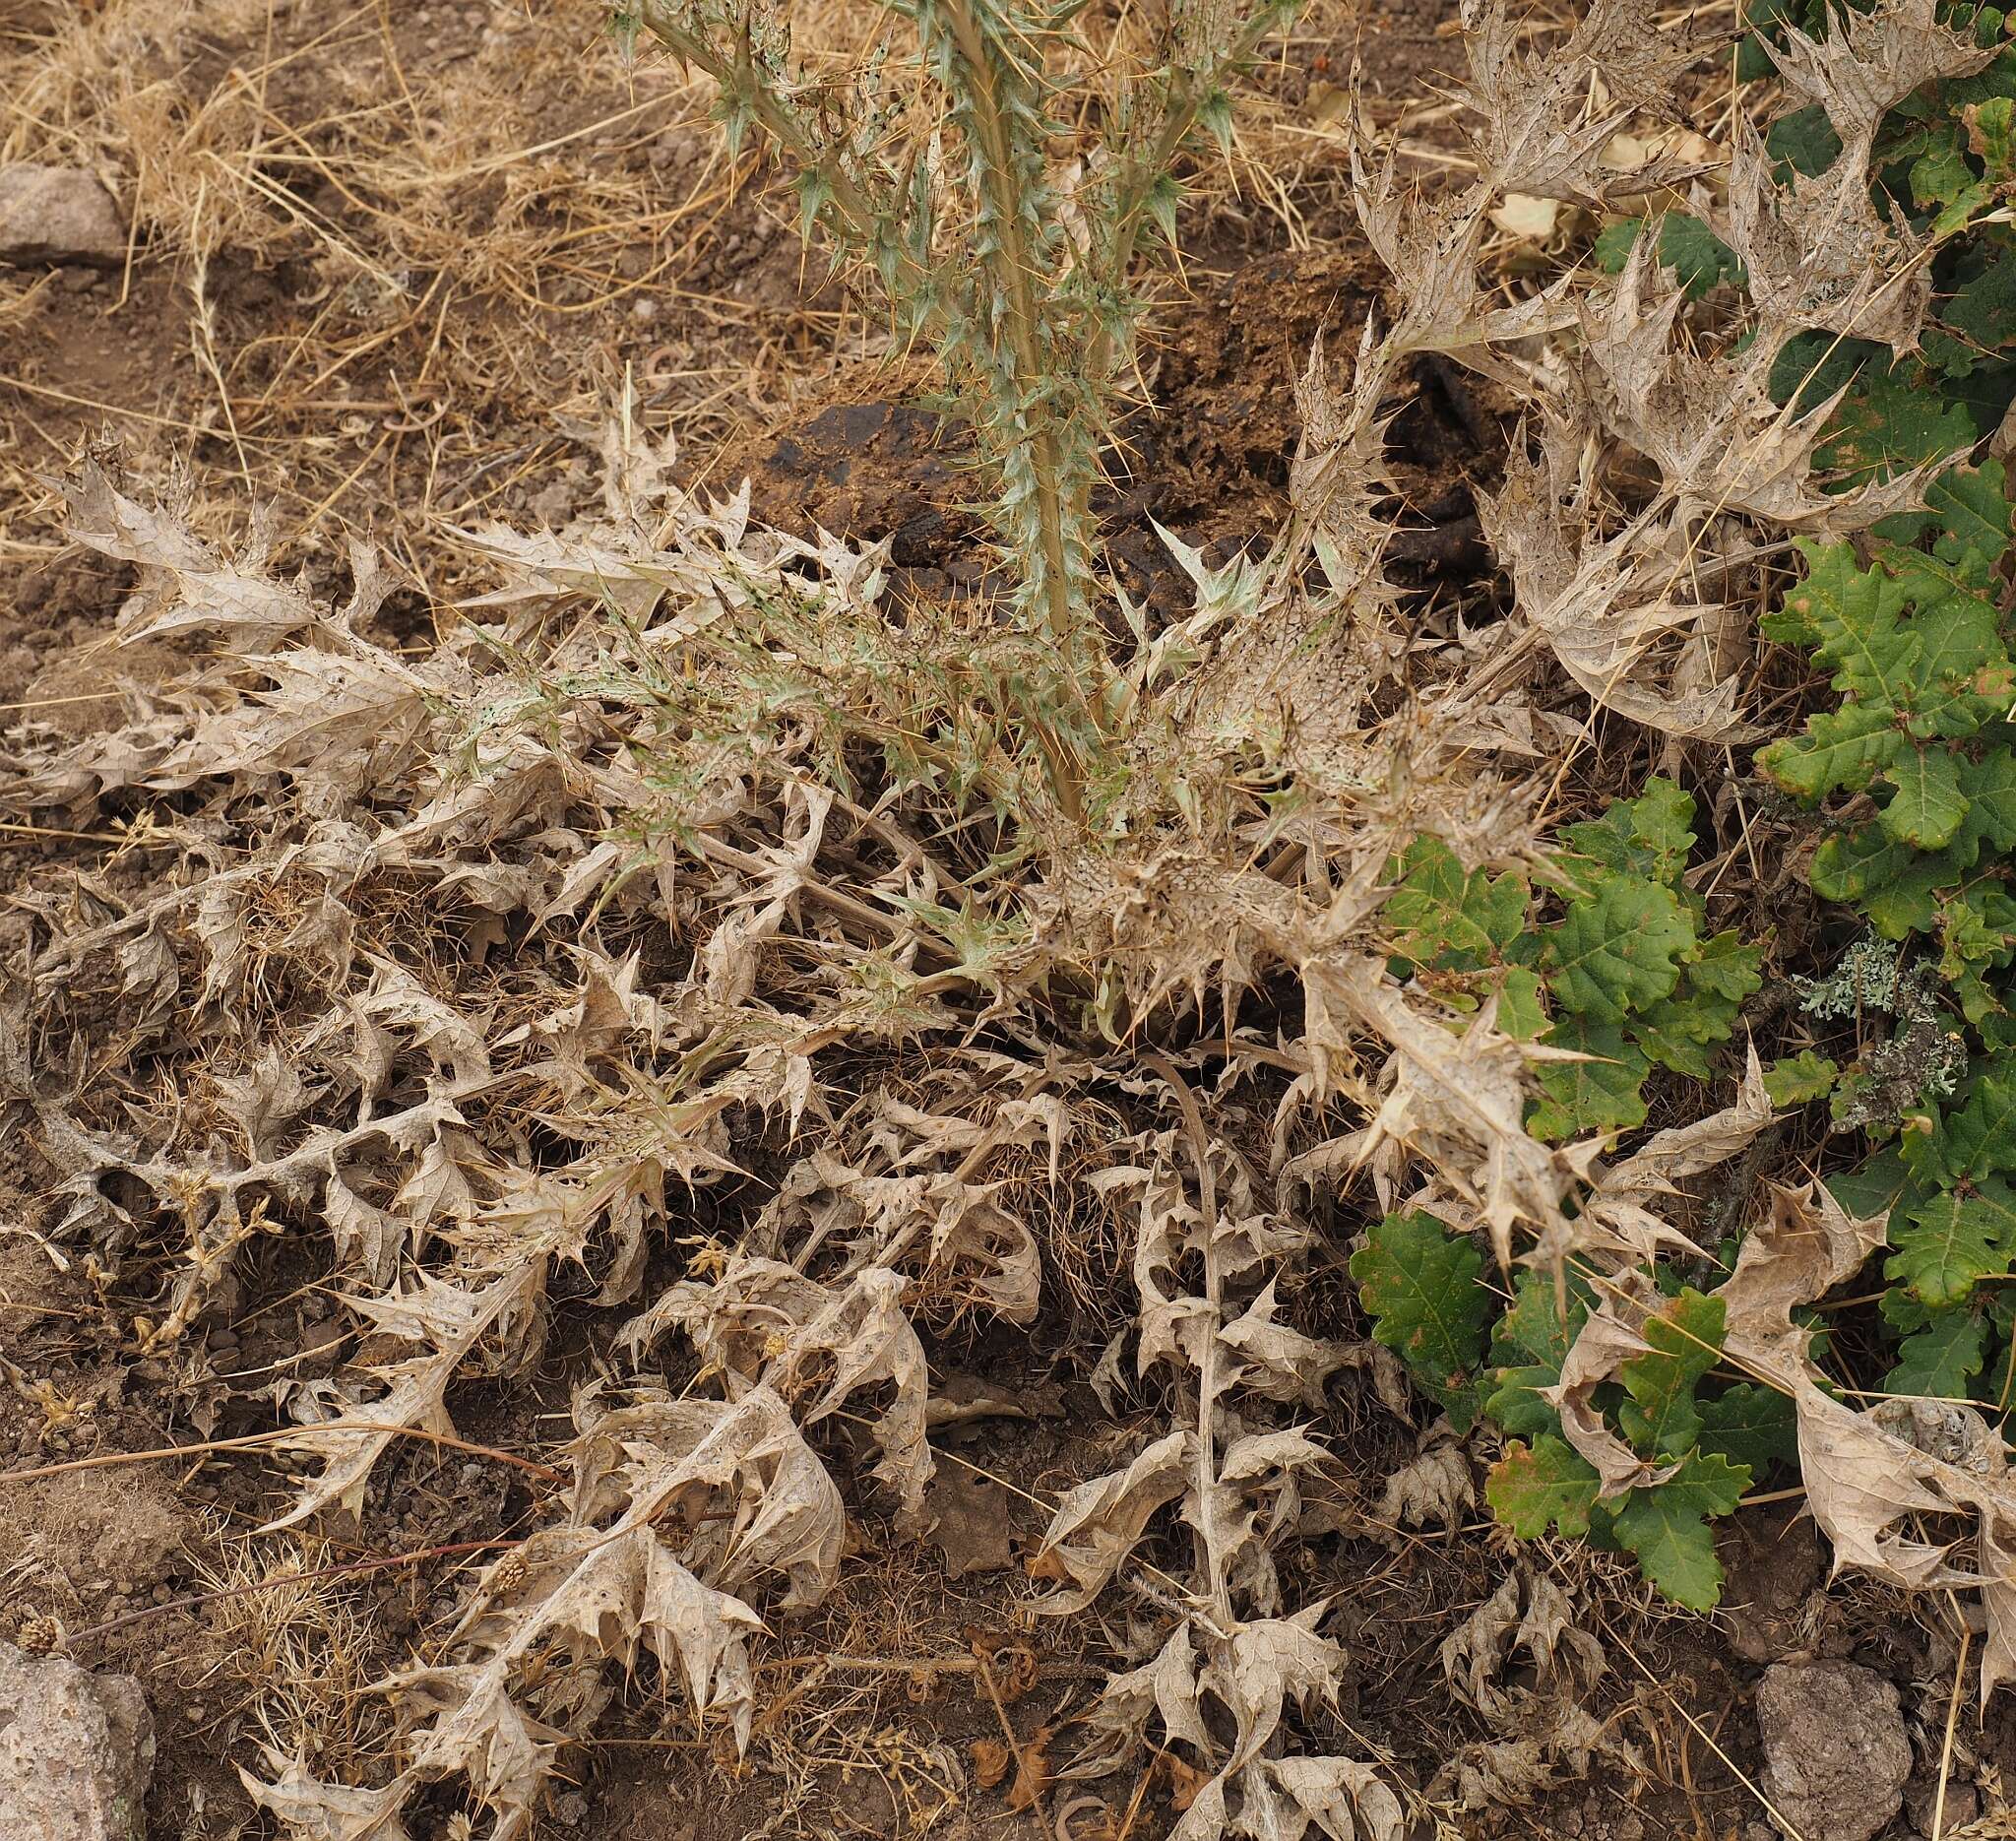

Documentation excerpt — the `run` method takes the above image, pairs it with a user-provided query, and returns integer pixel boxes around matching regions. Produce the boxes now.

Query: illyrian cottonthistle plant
[618,0,1301,813]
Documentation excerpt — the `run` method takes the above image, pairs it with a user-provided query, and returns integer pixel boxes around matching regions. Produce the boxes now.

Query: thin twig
[1932,1619,1972,1841]
[1,1423,563,1489]
[975,1645,1061,1841]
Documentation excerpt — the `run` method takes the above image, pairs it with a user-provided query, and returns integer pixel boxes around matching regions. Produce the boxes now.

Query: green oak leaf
[1617,1290,1726,1458]
[1545,877,1693,1024]
[1885,1305,1988,1398]
[1763,1050,1838,1107]
[1531,1016,1651,1140]
[1885,1182,2016,1305]
[1880,748,1971,850]
[1495,966,1549,1042]
[1483,1269,1594,1440]
[1697,1384,1797,1475]
[1759,703,1904,802]
[1610,1452,1750,1610]
[1909,1072,2016,1186]
[1560,778,1696,887]
[1385,836,1529,971]
[1485,1435,1601,1540]
[1350,1213,1488,1420]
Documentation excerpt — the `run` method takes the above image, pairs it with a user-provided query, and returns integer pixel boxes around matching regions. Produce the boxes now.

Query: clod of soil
[1754,1659,1912,1841]
[923,1464,1016,1578]
[0,1640,155,1841]
[1718,1508,1827,1663]
[0,165,126,267]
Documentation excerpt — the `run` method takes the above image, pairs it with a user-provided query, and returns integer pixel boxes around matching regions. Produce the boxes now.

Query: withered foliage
[4,0,2008,1831]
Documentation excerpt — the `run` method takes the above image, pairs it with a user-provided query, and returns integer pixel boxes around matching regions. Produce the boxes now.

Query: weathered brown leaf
[1028,1428,1193,1613]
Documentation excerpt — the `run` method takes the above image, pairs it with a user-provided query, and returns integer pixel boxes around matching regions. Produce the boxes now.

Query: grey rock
[0,166,126,268]
[0,1641,155,1841]
[1755,1660,1911,1841]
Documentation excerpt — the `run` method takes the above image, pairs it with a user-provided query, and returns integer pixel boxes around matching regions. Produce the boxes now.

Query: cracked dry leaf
[1296,959,1591,1277]
[213,1043,319,1162]
[1217,1277,1354,1409]
[58,462,322,643]
[325,1169,405,1290]
[239,1747,413,1841]
[371,1459,765,1836]
[1434,1697,1615,1811]
[623,1254,933,1531]
[1577,234,1940,530]
[1559,1047,1775,1268]
[1376,1432,1475,1536]
[1478,440,1763,744]
[1112,1608,1402,1841]
[855,1170,1042,1324]
[1456,0,1723,204]
[1098,1625,1216,1760]
[1440,1570,1604,1719]
[265,1257,555,1530]
[1187,1427,1334,1617]
[1028,1428,1193,1613]
[1728,116,1930,355]
[569,1386,845,1610]
[1349,145,1579,379]
[1762,0,1996,154]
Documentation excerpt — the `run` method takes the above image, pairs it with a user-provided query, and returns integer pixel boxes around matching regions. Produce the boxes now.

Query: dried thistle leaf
[1027,1428,1194,1613]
